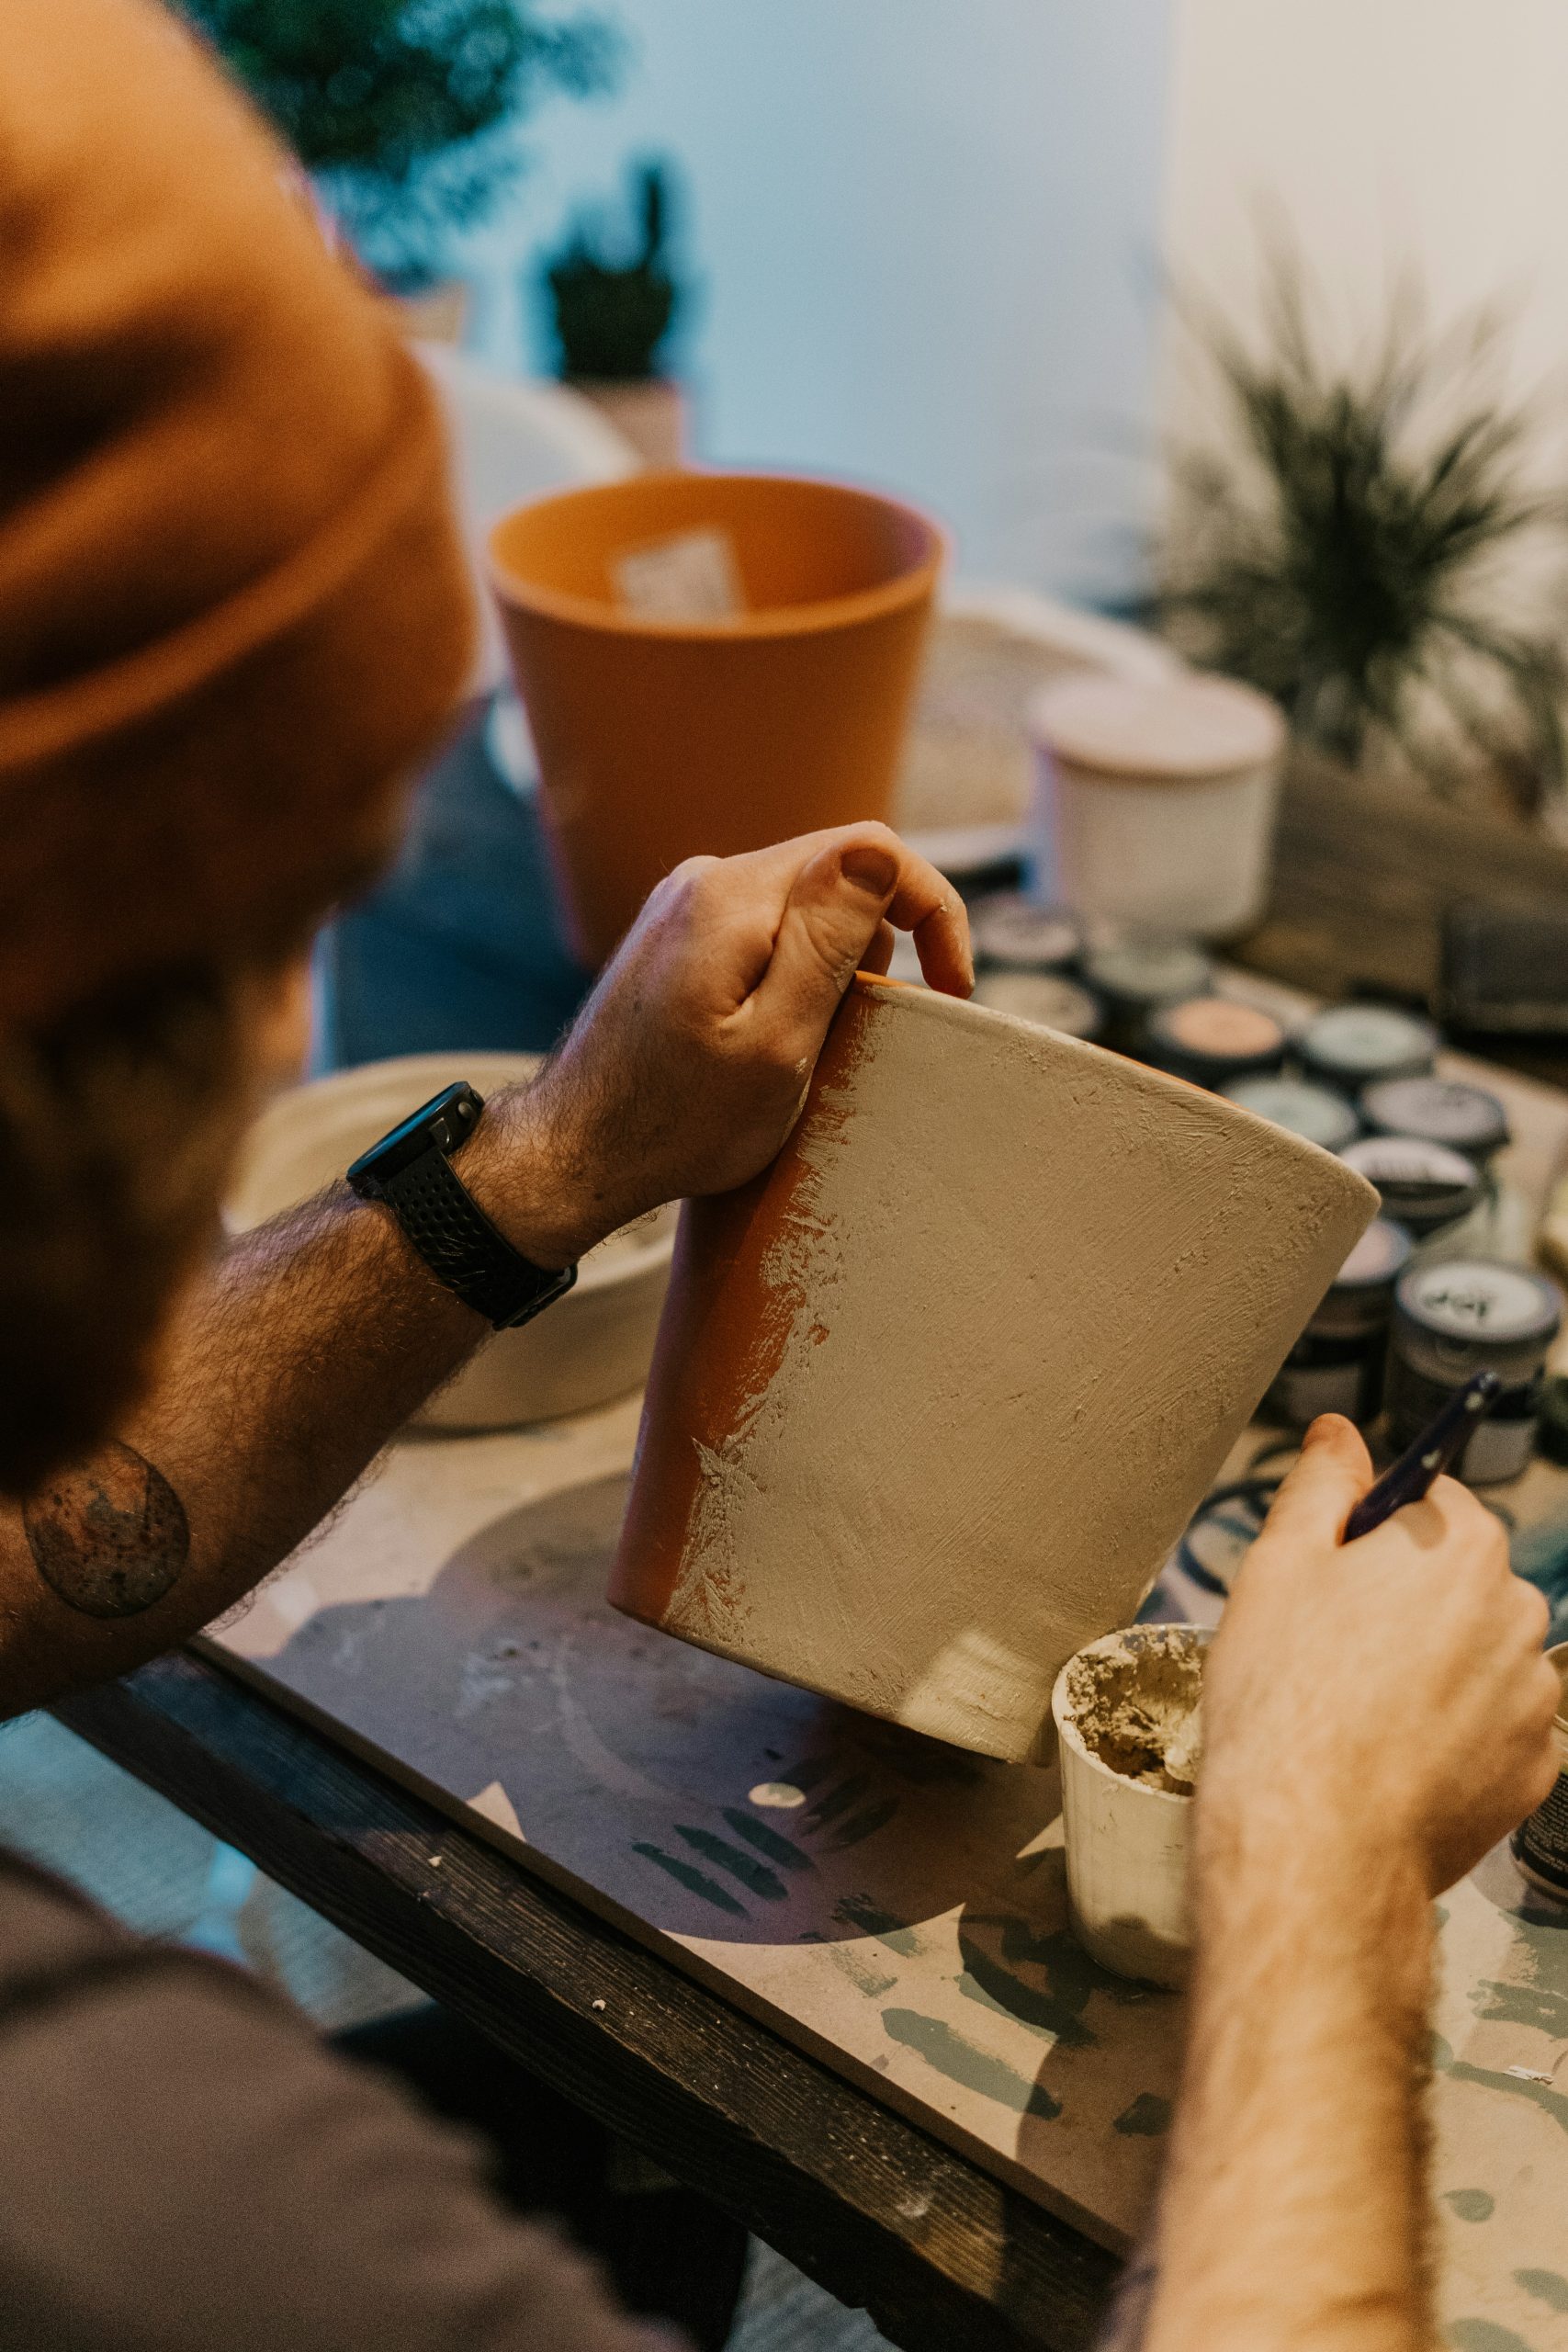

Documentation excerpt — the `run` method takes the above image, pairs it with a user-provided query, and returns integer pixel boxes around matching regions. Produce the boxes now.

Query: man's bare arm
[1141,1418,1558,2352]
[0,823,971,1718]
[0,1151,504,1713]
[1145,1818,1435,2352]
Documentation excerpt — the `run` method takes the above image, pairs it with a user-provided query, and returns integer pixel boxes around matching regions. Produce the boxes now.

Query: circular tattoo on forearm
[24,1442,190,1619]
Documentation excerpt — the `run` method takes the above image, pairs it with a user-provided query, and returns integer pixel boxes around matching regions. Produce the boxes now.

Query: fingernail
[1303,1413,1348,1448]
[840,844,898,898]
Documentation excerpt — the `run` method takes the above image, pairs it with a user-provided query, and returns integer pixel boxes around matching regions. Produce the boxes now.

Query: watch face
[346,1082,484,1188]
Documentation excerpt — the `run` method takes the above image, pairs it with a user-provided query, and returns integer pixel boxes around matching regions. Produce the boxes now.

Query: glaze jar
[1080,937,1213,1056]
[969,894,1081,975]
[1145,996,1287,1091]
[1360,1077,1510,1169]
[1339,1136,1482,1243]
[1511,1642,1568,1901]
[1386,1261,1562,1484]
[1263,1217,1412,1429]
[1030,672,1286,937]
[1297,1004,1438,1096]
[970,968,1103,1040]
[1223,1074,1359,1155]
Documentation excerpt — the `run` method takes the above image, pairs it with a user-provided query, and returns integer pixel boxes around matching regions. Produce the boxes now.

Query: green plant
[1156,261,1568,816]
[543,160,681,380]
[180,0,618,288]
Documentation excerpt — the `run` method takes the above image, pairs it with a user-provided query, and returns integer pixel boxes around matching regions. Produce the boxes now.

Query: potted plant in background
[179,0,618,336]
[1156,257,1568,821]
[538,159,690,466]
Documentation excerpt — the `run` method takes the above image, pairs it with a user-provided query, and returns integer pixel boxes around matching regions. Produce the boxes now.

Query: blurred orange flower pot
[489,471,942,966]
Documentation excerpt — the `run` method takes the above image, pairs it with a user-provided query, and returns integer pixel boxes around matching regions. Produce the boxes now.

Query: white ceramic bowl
[227,1053,676,1430]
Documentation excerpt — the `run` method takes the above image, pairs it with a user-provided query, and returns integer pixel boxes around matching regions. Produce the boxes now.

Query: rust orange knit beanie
[0,0,477,1029]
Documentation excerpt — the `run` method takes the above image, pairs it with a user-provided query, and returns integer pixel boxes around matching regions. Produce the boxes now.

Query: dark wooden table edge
[52,1652,1120,2352]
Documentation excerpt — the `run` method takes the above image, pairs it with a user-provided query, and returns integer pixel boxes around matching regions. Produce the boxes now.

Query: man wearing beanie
[5,9,1562,2352]
[0,4,975,2346]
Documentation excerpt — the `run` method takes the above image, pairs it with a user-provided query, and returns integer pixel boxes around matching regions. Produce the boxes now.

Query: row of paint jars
[964,903,1508,1227]
[959,900,1561,1480]
[1225,1011,1557,1478]
[1223,1006,1553,1471]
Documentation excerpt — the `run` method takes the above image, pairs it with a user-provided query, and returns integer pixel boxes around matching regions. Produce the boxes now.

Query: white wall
[1160,0,1568,454]
[468,1,1175,601]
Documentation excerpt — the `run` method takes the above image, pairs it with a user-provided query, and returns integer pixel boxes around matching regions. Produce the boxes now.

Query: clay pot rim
[487,469,946,642]
[1050,1623,1213,1806]
[228,1050,677,1297]
[854,976,1385,1205]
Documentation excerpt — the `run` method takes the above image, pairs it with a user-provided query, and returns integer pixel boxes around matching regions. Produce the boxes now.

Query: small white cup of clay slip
[1052,1624,1212,1990]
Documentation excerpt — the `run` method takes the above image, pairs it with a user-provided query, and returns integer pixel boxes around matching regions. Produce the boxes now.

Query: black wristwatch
[345,1082,577,1329]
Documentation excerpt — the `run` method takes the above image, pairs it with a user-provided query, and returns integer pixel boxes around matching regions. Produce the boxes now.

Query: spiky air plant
[1157,264,1568,818]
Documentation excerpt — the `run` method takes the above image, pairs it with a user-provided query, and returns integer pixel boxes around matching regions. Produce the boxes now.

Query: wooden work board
[207,1024,1568,2348]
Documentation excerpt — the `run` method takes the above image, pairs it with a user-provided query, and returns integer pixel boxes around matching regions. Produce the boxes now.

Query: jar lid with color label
[1298,1003,1438,1092]
[1393,1260,1562,1384]
[1339,1136,1482,1236]
[1081,936,1213,1013]
[1146,997,1286,1090]
[1223,1075,1360,1153]
[969,895,1081,974]
[1361,1077,1510,1164]
[972,969,1103,1040]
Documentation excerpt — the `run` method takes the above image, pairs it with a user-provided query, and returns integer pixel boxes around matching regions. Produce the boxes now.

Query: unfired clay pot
[490,472,942,966]
[228,1054,676,1430]
[610,978,1375,1761]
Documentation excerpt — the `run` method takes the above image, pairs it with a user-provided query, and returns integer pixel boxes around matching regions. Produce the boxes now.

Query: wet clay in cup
[610,978,1375,1760]
[1052,1624,1211,1987]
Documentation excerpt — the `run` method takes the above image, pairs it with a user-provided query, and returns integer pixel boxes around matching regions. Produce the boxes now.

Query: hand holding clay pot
[502,823,971,1266]
[614,978,1375,1760]
[1201,1414,1560,1898]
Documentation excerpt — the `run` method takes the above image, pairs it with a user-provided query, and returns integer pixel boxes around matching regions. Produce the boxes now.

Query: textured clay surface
[612,978,1375,1759]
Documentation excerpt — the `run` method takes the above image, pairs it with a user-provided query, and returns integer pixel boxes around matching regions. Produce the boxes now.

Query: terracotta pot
[610,977,1375,1761]
[490,473,942,966]
[227,1054,676,1430]
[567,377,687,469]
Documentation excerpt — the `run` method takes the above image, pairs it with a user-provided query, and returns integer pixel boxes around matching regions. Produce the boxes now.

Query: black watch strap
[346,1084,577,1331]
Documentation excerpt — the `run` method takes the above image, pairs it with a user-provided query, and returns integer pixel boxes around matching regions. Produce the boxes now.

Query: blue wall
[468,1,1174,603]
